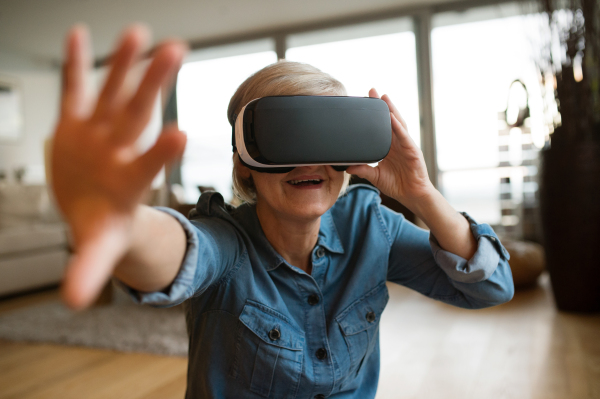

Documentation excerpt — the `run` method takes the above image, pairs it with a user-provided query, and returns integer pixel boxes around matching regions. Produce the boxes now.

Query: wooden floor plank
[17,353,187,399]
[138,374,188,399]
[0,342,59,373]
[0,343,114,399]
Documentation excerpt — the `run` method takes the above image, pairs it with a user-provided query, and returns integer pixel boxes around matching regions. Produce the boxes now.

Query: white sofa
[0,183,69,296]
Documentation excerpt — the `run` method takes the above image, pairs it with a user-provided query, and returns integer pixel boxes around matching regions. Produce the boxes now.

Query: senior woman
[53,26,514,399]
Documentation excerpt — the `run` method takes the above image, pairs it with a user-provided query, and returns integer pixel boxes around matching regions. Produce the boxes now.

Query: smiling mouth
[287,179,324,186]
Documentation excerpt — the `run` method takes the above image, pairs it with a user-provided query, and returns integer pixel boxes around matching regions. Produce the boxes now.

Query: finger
[61,24,92,118]
[346,164,379,185]
[381,94,408,130]
[369,88,380,98]
[160,64,179,113]
[129,125,187,189]
[92,25,151,122]
[61,226,129,310]
[112,41,187,146]
[391,112,417,148]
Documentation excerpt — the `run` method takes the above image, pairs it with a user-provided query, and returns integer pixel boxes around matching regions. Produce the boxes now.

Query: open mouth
[287,179,324,186]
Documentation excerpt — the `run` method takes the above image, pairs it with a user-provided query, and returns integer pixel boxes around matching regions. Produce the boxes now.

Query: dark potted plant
[537,0,600,312]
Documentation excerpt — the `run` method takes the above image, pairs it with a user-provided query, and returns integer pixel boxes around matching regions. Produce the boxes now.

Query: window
[286,18,421,147]
[431,4,545,229]
[177,40,277,203]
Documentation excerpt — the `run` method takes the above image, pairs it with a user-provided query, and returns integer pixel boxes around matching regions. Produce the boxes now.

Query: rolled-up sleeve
[429,212,510,283]
[384,206,514,309]
[115,206,243,308]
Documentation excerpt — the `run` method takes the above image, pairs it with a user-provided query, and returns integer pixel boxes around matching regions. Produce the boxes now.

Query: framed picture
[0,74,23,142]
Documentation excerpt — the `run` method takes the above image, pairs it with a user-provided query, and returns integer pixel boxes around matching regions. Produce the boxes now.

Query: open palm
[52,25,187,309]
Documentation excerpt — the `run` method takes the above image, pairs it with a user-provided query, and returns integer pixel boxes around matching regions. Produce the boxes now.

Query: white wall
[0,52,60,183]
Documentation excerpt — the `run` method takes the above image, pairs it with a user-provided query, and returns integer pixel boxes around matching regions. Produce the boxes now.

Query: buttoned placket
[292,246,335,399]
[312,245,328,288]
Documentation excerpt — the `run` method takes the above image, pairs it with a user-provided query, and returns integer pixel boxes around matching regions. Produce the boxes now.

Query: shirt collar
[317,210,345,255]
[238,205,345,272]
[239,204,286,272]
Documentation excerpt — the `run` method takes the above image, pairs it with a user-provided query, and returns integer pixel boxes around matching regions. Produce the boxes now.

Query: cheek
[331,172,346,192]
[252,174,284,200]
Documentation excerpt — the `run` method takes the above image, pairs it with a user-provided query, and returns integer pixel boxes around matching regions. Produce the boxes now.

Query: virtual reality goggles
[232,96,392,173]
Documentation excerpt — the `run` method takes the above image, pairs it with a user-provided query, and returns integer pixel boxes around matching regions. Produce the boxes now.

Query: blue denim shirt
[120,184,514,399]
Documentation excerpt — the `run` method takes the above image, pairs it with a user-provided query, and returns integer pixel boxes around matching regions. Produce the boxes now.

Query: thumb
[61,224,129,310]
[346,164,379,185]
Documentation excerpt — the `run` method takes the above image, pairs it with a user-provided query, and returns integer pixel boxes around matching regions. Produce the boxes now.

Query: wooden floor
[0,274,598,399]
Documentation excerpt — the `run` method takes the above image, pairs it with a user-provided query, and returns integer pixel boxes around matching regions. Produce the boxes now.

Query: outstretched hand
[51,25,187,309]
[346,89,435,212]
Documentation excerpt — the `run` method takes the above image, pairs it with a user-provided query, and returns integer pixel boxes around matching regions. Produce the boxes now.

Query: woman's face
[248,165,345,222]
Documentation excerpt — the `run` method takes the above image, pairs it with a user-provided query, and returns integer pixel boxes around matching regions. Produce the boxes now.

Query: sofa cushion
[0,223,67,256]
[0,183,62,223]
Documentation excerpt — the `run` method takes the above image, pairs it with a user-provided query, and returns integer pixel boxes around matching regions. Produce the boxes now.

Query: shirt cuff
[429,212,510,284]
[113,206,200,307]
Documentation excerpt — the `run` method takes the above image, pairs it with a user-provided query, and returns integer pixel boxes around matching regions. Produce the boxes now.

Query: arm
[51,25,188,309]
[348,89,513,307]
[412,189,477,260]
[112,205,186,293]
[347,88,476,260]
[382,205,514,308]
[115,202,245,308]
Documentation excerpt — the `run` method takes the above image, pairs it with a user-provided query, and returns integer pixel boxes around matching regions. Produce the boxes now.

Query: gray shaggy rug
[0,300,188,356]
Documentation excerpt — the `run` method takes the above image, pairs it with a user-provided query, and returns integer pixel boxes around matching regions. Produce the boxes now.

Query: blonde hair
[229,60,351,204]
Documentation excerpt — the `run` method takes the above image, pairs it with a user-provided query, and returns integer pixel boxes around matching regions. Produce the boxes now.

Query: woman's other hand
[347,89,478,260]
[51,25,187,309]
[346,88,435,212]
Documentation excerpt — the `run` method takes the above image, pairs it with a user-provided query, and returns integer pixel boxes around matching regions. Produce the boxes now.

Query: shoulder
[184,191,249,248]
[188,191,237,220]
[330,184,386,235]
[331,184,390,226]
[333,184,381,212]
[331,184,406,245]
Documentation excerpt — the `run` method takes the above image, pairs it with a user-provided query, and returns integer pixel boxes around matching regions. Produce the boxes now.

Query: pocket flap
[336,283,389,336]
[239,300,305,350]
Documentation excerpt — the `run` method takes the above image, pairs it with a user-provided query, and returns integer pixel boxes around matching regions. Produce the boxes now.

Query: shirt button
[268,328,281,341]
[316,347,327,360]
[315,395,325,399]
[366,311,376,323]
[307,294,320,306]
[316,247,325,258]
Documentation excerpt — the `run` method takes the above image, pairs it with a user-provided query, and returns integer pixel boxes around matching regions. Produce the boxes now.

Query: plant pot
[539,142,600,312]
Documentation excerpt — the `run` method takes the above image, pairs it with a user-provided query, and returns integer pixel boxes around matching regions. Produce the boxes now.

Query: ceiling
[0,0,465,64]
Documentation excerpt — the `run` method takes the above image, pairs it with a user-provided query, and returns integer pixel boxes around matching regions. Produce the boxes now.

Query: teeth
[289,179,322,185]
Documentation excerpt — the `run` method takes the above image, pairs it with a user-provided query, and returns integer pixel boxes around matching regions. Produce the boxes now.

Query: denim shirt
[119,184,514,399]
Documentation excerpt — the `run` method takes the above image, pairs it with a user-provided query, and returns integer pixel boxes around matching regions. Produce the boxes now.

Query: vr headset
[232,96,392,173]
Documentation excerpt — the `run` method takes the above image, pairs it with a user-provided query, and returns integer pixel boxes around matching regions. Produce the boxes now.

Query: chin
[290,203,331,220]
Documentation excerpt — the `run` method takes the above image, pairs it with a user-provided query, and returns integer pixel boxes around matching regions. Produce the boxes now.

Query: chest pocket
[336,283,389,378]
[231,300,305,399]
